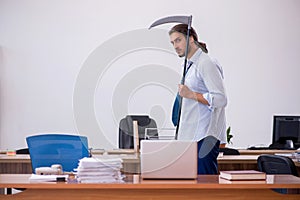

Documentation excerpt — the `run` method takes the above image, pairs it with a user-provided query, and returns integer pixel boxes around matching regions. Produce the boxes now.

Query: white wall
[1,0,300,150]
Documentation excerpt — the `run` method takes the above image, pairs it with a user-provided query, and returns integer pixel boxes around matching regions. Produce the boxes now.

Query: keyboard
[247,146,271,150]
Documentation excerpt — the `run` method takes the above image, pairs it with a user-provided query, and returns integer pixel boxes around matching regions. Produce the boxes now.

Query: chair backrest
[257,154,298,176]
[26,134,89,173]
[119,115,157,149]
[219,147,240,155]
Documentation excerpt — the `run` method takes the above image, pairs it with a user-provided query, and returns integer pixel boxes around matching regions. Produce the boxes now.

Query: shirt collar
[189,48,202,64]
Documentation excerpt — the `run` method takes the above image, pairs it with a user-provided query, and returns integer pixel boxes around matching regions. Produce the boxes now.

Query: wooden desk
[239,149,297,155]
[0,174,299,200]
[0,154,139,174]
[1,154,300,174]
[217,155,259,171]
[218,155,300,173]
[0,155,32,174]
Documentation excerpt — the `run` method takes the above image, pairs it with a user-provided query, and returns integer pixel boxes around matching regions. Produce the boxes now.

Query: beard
[176,49,185,57]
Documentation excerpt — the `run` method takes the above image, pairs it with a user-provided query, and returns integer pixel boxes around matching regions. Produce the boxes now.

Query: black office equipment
[219,147,240,155]
[16,148,29,154]
[257,154,299,194]
[269,115,300,149]
[257,154,298,176]
[119,115,157,149]
[247,146,270,150]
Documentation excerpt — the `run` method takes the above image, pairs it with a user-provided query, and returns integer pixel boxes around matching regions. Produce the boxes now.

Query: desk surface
[238,149,298,155]
[0,174,300,189]
[1,154,300,170]
[1,174,300,200]
[0,154,139,163]
[0,155,31,163]
[0,154,140,174]
[217,155,300,167]
[218,155,259,163]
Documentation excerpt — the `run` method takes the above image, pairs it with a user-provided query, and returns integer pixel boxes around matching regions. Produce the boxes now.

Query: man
[169,24,227,174]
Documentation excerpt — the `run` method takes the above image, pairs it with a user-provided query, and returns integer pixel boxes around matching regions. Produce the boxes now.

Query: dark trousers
[197,136,220,174]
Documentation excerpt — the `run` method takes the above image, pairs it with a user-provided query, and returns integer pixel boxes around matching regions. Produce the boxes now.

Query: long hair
[169,24,208,53]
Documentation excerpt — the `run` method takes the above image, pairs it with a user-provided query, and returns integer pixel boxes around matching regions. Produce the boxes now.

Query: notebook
[140,140,197,179]
[219,170,266,180]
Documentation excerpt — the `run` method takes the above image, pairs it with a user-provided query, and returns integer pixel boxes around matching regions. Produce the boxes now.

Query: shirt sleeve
[201,58,227,110]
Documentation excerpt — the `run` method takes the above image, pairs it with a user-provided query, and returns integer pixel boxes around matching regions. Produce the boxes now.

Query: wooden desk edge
[0,174,300,189]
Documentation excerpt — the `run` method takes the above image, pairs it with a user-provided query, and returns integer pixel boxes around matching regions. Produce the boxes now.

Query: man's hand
[178,84,195,99]
[178,84,209,105]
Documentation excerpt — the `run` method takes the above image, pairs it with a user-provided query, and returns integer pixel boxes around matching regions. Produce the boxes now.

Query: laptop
[140,140,197,179]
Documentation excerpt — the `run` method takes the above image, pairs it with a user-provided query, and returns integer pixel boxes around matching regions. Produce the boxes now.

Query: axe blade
[149,15,192,29]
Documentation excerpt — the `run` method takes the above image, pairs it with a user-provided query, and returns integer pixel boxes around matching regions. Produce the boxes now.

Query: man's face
[169,32,186,57]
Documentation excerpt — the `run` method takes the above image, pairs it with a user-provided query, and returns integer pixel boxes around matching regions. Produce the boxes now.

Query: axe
[149,15,192,139]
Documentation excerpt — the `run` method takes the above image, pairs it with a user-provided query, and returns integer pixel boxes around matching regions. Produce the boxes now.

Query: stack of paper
[76,157,124,183]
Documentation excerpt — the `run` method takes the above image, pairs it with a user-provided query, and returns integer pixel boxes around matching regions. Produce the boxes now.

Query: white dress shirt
[178,48,227,143]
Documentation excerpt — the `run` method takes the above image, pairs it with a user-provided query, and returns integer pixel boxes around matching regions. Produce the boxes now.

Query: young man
[169,24,227,174]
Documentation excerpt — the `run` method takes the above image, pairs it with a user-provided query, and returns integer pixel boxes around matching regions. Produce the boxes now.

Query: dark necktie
[172,61,193,126]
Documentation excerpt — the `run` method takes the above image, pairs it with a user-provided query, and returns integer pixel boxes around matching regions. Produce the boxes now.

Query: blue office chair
[26,134,89,173]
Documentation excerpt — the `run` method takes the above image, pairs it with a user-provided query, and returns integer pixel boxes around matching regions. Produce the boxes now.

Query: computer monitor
[271,115,300,149]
